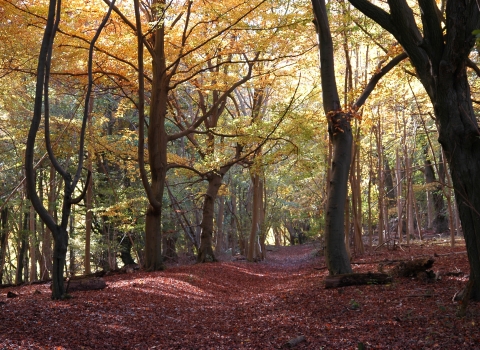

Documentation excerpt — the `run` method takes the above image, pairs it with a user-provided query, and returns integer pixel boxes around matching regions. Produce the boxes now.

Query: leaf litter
[1,241,479,349]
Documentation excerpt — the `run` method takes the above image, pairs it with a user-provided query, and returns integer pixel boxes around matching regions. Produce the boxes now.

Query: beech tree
[312,0,408,274]
[25,0,114,299]
[348,0,480,299]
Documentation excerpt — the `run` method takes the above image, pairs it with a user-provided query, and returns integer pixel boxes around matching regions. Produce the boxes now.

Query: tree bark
[29,205,36,282]
[247,172,263,262]
[313,0,352,275]
[325,272,392,289]
[16,212,28,285]
[0,207,8,283]
[197,173,223,263]
[215,196,225,254]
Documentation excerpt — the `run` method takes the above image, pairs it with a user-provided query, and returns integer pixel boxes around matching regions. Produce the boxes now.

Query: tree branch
[311,0,340,113]
[353,52,408,109]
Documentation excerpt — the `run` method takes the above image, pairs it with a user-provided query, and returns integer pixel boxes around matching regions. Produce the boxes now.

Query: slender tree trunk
[215,196,225,254]
[344,197,351,259]
[375,123,385,246]
[229,192,237,254]
[350,127,364,254]
[405,155,414,244]
[84,97,94,274]
[395,149,403,242]
[29,205,36,282]
[0,206,8,283]
[367,131,373,250]
[41,164,55,280]
[16,212,28,285]
[247,173,262,262]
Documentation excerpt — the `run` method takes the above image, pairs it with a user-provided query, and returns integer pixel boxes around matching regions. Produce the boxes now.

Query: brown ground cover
[1,240,479,349]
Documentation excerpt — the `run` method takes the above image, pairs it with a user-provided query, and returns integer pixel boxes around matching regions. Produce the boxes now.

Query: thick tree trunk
[51,226,68,299]
[312,0,353,275]
[424,158,448,234]
[349,0,480,301]
[144,206,164,271]
[436,83,480,299]
[197,173,222,263]
[119,233,136,266]
[325,113,353,275]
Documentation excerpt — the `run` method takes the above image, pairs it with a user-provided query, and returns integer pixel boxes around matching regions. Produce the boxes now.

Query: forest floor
[1,239,480,349]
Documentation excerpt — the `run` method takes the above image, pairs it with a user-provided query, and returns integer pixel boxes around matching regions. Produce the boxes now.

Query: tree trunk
[367,130,373,249]
[350,128,364,255]
[144,206,164,270]
[29,205,36,282]
[0,207,8,283]
[437,84,480,298]
[119,233,136,266]
[84,158,93,275]
[324,113,353,274]
[215,196,225,254]
[197,173,223,263]
[16,212,28,285]
[375,122,385,246]
[405,155,414,244]
[247,172,263,262]
[349,0,480,301]
[313,0,353,275]
[133,0,169,272]
[42,164,55,280]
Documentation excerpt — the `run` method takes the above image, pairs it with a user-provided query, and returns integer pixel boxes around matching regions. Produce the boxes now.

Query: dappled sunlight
[109,276,213,300]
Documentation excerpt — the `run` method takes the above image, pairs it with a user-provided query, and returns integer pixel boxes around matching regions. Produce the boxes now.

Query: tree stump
[325,272,392,289]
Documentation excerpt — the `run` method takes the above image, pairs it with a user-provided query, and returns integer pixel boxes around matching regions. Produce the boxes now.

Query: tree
[25,0,114,299]
[348,0,480,299]
[126,0,268,270]
[312,0,408,274]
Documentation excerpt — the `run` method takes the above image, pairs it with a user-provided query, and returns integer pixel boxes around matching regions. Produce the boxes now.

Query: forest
[1,0,480,347]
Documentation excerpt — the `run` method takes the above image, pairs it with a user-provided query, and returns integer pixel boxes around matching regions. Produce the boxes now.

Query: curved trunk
[197,173,223,263]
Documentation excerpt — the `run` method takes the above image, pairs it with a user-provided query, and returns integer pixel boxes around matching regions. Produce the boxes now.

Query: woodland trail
[1,241,480,349]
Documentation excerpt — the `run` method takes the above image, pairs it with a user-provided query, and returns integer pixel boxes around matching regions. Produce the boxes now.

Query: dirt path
[1,242,479,349]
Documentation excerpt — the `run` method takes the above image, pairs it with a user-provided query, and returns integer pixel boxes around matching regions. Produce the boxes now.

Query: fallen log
[325,272,392,289]
[50,277,107,293]
[67,277,106,292]
[391,258,434,277]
